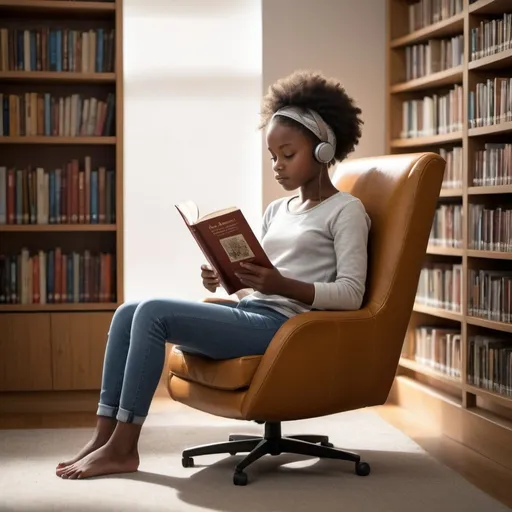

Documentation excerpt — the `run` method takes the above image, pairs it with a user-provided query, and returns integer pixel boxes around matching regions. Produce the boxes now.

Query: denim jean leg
[96,301,140,419]
[116,298,287,426]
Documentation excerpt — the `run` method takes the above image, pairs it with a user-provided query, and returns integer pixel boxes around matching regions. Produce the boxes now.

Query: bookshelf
[0,0,123,409]
[387,0,512,469]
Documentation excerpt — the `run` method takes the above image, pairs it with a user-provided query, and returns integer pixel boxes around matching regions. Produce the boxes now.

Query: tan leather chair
[167,152,445,486]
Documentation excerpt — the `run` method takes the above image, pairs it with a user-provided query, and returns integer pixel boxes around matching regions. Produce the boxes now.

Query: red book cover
[175,201,272,295]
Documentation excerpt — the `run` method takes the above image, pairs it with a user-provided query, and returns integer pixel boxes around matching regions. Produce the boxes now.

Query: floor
[2,386,512,509]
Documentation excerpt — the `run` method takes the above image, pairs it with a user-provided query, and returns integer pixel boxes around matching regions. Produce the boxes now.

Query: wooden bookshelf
[0,0,123,407]
[387,0,512,469]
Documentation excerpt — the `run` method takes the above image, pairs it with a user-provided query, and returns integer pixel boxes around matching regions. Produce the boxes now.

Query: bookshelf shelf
[390,66,463,93]
[468,48,512,71]
[0,225,117,232]
[439,188,463,197]
[0,303,119,313]
[390,12,464,48]
[0,0,123,402]
[427,246,464,256]
[0,0,115,15]
[466,384,512,410]
[399,357,462,388]
[0,137,117,145]
[0,72,116,84]
[413,303,463,322]
[467,250,512,260]
[391,132,463,148]
[469,0,512,15]
[388,0,512,464]
[466,317,512,334]
[468,185,512,195]
[468,122,512,138]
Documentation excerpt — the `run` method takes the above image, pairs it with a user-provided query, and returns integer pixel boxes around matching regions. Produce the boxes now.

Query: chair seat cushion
[169,346,262,391]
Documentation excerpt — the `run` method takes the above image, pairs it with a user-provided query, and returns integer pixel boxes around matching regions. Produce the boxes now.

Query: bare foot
[56,417,117,472]
[57,443,139,479]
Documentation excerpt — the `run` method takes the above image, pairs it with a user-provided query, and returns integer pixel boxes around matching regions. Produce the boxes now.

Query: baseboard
[388,376,512,471]
[0,390,99,415]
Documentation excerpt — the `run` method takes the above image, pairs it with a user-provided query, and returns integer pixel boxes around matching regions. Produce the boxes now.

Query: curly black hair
[259,70,363,164]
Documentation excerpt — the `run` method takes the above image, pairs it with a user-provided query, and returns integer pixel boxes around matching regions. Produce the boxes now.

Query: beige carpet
[0,403,509,512]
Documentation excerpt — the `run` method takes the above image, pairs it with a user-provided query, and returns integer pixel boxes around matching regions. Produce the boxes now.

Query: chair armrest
[241,308,378,421]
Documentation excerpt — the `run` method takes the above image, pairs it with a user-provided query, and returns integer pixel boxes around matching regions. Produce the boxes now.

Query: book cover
[175,201,272,295]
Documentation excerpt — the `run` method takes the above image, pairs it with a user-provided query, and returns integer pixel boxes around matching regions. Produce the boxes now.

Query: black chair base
[181,421,371,485]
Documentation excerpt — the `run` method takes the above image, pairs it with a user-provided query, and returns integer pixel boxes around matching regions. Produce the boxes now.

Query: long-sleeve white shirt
[240,191,371,318]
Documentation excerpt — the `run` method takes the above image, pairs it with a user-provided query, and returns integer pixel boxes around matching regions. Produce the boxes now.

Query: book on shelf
[0,248,115,305]
[175,201,272,295]
[0,92,116,137]
[416,263,463,312]
[0,157,116,225]
[468,269,512,323]
[429,203,462,248]
[407,0,463,33]
[439,146,463,189]
[400,84,463,139]
[470,13,512,61]
[468,334,512,397]
[473,143,512,186]
[468,204,512,252]
[405,35,463,81]
[0,26,116,73]
[469,78,512,129]
[409,326,462,379]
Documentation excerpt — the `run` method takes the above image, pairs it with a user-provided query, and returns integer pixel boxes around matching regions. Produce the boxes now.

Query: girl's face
[266,119,321,191]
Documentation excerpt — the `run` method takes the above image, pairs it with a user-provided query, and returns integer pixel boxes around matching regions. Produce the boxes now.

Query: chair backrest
[331,152,445,400]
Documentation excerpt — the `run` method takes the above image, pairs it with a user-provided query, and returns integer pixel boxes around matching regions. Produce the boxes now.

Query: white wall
[261,0,387,206]
[123,0,263,301]
[123,0,386,302]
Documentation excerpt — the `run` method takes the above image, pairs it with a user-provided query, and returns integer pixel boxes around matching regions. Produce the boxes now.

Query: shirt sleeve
[312,198,371,311]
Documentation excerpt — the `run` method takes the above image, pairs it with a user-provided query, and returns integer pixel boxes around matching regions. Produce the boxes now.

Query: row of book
[468,269,512,323]
[0,159,116,225]
[468,204,512,252]
[409,326,462,378]
[439,146,463,189]
[0,248,116,304]
[429,203,462,248]
[404,35,464,81]
[0,92,116,137]
[473,143,512,187]
[470,14,512,62]
[468,78,512,128]
[407,0,463,34]
[0,27,116,73]
[468,334,512,397]
[416,263,463,312]
[400,85,463,138]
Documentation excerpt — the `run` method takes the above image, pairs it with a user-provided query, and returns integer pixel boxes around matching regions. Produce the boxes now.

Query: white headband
[271,106,337,154]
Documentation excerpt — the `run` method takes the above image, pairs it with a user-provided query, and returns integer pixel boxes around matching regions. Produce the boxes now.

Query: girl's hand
[201,264,219,293]
[235,262,287,295]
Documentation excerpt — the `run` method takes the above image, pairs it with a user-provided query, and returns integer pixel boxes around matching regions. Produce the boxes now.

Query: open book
[175,201,273,295]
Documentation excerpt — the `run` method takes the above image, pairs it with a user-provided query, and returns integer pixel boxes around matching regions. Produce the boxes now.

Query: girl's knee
[112,301,139,328]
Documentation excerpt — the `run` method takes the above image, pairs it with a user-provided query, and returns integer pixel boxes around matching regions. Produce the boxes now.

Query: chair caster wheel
[233,471,248,486]
[321,442,334,448]
[355,461,370,476]
[182,456,194,468]
[229,452,237,456]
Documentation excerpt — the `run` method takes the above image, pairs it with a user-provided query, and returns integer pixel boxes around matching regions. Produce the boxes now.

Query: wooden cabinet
[0,313,53,391]
[51,312,114,391]
[0,311,113,392]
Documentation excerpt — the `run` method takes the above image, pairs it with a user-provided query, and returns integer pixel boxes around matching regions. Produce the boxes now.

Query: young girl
[56,70,371,479]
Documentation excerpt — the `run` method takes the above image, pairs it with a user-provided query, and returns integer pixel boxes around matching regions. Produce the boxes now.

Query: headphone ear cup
[314,142,335,164]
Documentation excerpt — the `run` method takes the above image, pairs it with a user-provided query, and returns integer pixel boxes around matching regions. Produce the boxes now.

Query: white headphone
[271,106,337,164]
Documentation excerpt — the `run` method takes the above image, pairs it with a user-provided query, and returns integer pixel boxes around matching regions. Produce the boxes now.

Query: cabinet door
[51,312,114,391]
[0,313,52,391]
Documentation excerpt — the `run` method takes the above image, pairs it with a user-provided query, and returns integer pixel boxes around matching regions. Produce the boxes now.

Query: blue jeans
[96,298,288,425]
